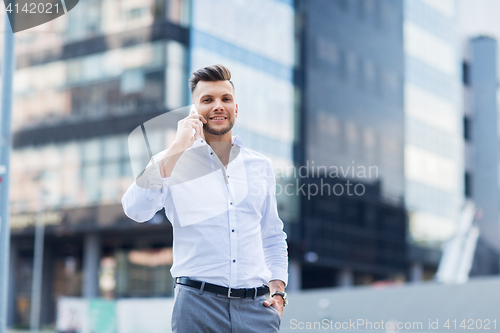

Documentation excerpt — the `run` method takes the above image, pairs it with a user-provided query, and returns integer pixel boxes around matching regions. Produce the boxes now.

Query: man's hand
[263,280,285,318]
[174,106,207,150]
[158,108,207,178]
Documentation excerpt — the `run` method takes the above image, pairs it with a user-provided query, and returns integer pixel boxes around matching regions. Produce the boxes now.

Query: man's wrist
[268,279,286,293]
[171,138,191,152]
[158,141,187,178]
[270,291,288,306]
[268,279,287,306]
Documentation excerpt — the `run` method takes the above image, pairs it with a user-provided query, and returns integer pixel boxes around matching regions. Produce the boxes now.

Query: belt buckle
[263,283,269,291]
[227,287,239,299]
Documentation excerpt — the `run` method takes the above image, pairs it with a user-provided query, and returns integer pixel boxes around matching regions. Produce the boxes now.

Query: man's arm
[121,155,169,222]
[260,161,288,316]
[122,108,207,222]
[260,159,289,287]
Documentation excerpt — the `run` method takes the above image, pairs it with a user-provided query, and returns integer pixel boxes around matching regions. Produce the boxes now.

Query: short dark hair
[189,64,234,96]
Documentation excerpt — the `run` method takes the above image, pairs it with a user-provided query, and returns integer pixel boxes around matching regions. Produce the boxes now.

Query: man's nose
[213,99,224,110]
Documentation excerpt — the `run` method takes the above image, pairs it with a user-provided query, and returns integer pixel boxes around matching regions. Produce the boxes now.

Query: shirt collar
[189,134,246,150]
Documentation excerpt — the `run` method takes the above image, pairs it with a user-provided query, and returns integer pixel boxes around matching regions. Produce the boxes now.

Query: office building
[6,0,296,327]
[294,0,407,288]
[7,0,190,327]
[403,0,464,280]
[463,36,500,276]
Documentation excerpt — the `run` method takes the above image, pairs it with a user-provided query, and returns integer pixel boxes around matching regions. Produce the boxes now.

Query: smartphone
[190,104,199,137]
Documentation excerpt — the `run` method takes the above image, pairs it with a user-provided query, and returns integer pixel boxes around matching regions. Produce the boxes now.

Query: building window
[358,0,375,20]
[463,116,471,141]
[339,49,347,81]
[465,172,472,197]
[375,0,382,29]
[462,61,470,86]
[338,0,349,11]
[114,248,174,297]
[357,57,365,88]
[357,0,365,19]
[346,50,358,85]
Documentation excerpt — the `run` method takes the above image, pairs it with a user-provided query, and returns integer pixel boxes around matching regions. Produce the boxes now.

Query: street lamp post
[0,11,15,333]
[30,189,47,333]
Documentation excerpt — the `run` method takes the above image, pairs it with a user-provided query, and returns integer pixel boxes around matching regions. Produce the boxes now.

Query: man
[122,64,288,332]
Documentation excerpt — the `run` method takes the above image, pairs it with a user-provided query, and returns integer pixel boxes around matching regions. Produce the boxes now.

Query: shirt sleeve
[121,154,170,223]
[260,159,289,287]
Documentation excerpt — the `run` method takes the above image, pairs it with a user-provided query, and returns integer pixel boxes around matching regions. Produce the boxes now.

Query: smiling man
[122,64,288,332]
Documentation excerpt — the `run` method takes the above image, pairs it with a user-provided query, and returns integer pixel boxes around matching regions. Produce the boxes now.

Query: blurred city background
[0,0,500,331]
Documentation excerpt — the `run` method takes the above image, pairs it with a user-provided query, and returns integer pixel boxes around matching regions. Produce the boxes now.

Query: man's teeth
[212,117,225,120]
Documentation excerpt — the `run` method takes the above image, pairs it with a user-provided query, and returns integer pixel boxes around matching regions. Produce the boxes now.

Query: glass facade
[10,1,190,214]
[302,0,405,203]
[295,0,407,286]
[189,0,296,221]
[13,40,191,131]
[11,136,133,214]
[111,247,174,298]
[7,0,191,327]
[14,0,188,43]
[404,0,464,250]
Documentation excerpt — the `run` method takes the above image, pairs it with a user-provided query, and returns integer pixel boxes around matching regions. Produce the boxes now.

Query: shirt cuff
[270,269,288,287]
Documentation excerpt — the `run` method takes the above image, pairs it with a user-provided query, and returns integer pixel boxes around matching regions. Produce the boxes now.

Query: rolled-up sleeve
[260,159,289,286]
[121,154,169,223]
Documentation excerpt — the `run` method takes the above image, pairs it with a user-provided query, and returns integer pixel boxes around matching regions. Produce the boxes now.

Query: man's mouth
[209,116,227,122]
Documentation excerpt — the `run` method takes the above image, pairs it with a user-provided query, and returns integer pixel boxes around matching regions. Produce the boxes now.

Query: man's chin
[204,124,234,136]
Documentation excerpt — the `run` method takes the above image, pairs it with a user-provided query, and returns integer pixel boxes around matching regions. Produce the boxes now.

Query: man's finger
[198,121,203,138]
[263,297,274,306]
[193,122,201,137]
[186,119,201,126]
[188,118,203,129]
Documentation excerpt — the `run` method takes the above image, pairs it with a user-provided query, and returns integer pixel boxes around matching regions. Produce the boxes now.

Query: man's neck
[205,131,233,167]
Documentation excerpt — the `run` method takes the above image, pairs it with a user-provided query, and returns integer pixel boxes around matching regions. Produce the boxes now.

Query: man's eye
[203,99,211,102]
[224,98,231,101]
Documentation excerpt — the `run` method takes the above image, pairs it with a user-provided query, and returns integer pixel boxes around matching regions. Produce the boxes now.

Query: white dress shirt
[121,135,288,288]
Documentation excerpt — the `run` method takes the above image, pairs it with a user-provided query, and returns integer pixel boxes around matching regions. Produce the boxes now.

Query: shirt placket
[206,141,238,287]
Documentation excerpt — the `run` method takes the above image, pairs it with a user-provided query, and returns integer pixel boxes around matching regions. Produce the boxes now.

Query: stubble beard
[203,117,235,136]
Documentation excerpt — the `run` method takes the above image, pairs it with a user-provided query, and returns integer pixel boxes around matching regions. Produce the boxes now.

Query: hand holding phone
[128,104,207,181]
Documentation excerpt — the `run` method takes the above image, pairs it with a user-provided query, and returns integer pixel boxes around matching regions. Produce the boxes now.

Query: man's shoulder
[233,135,271,165]
[241,146,273,166]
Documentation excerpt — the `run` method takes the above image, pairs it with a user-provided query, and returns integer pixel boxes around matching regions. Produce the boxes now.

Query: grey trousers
[171,283,281,332]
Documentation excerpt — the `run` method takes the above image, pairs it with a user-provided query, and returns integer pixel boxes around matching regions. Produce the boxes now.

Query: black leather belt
[175,277,269,299]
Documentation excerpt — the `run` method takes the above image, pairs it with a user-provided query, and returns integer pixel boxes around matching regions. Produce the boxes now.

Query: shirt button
[232,260,236,263]
[232,229,235,232]
[210,152,213,155]
[227,175,229,178]
[201,139,204,142]
[230,202,233,205]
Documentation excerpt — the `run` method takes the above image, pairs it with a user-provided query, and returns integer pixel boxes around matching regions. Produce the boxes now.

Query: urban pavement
[5,328,56,333]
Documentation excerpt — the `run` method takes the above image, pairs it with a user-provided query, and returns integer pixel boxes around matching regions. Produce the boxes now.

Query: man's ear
[235,103,238,118]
